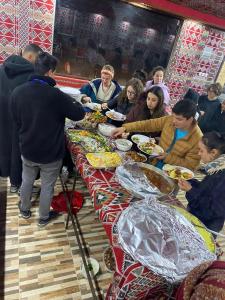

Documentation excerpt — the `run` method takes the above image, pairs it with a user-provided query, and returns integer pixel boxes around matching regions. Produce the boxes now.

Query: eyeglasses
[127,90,136,95]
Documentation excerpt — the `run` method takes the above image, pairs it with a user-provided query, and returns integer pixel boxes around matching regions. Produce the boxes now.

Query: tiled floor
[2,174,225,300]
[3,177,112,300]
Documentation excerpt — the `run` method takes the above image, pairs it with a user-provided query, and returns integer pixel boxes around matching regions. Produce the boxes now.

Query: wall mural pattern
[165,20,225,104]
[0,0,55,64]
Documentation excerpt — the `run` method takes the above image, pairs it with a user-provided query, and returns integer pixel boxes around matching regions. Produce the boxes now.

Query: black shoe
[10,185,20,193]
[18,202,31,219]
[38,211,60,227]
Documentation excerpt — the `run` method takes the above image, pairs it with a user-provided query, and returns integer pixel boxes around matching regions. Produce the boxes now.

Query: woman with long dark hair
[126,86,166,123]
[179,131,225,235]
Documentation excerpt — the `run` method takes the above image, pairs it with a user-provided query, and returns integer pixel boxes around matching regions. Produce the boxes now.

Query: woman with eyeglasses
[198,83,222,133]
[101,78,143,115]
[178,131,225,236]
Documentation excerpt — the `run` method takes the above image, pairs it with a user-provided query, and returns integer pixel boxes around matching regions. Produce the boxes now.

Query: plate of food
[138,141,164,157]
[106,110,126,121]
[86,152,122,169]
[163,164,194,180]
[131,134,152,144]
[86,111,107,123]
[85,102,102,111]
[125,151,147,162]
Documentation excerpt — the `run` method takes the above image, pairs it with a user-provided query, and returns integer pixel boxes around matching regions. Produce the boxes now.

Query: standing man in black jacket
[0,44,43,192]
[11,52,85,226]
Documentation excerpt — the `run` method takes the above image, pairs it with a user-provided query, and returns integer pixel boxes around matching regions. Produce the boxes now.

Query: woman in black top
[102,78,143,115]
[198,83,222,133]
[178,131,225,236]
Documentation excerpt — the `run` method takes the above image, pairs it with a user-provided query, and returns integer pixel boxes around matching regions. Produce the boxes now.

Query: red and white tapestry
[165,20,225,104]
[0,0,55,64]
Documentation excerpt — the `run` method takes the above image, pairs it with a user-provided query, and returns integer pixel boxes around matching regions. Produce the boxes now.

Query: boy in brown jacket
[112,100,202,170]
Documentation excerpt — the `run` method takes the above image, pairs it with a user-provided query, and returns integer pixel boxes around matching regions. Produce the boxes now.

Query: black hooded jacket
[0,55,34,176]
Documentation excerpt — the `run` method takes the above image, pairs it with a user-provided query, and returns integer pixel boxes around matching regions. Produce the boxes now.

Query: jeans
[20,157,62,220]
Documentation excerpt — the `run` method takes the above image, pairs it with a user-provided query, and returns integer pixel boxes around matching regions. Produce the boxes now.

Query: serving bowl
[98,123,116,137]
[115,139,133,151]
[81,257,99,278]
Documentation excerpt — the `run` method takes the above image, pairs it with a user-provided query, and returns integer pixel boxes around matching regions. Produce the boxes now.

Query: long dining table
[66,134,186,300]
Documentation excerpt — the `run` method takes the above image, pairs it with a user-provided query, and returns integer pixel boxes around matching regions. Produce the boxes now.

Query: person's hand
[122,132,130,139]
[82,96,92,104]
[111,127,126,138]
[178,179,192,192]
[101,103,108,110]
[156,152,167,160]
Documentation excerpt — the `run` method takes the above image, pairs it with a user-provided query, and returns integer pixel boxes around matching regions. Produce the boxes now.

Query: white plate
[106,110,126,121]
[138,142,164,157]
[131,134,151,144]
[85,102,102,111]
[163,164,194,180]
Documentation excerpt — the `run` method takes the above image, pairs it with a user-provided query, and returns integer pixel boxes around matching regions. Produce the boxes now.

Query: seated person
[145,66,170,107]
[80,64,121,104]
[112,100,202,170]
[183,88,199,105]
[101,78,143,115]
[178,131,225,236]
[198,83,222,133]
[213,99,225,134]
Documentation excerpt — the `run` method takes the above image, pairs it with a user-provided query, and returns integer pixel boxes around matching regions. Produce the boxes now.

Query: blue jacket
[80,78,121,104]
[186,169,225,232]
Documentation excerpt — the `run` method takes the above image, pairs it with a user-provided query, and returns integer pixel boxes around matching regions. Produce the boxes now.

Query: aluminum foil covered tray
[115,162,175,198]
[117,198,216,283]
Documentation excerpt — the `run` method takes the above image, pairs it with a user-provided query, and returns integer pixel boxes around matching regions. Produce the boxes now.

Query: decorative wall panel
[165,20,225,104]
[0,0,55,64]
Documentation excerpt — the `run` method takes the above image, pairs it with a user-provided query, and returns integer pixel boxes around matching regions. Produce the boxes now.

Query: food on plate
[141,167,173,194]
[106,110,126,121]
[86,152,122,168]
[85,103,102,111]
[131,134,151,144]
[86,111,107,123]
[103,247,116,272]
[115,139,132,151]
[139,141,163,156]
[164,165,194,180]
[125,151,147,162]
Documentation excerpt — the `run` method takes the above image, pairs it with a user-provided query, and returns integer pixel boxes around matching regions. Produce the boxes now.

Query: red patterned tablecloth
[67,140,184,299]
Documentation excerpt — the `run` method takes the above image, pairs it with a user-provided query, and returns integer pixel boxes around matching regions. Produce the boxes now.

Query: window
[53,0,181,84]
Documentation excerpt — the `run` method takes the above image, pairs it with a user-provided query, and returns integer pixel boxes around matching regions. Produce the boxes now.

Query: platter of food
[131,134,151,144]
[138,141,164,157]
[163,164,194,180]
[125,151,147,162]
[106,110,126,121]
[86,111,107,123]
[172,206,215,253]
[67,130,112,152]
[86,152,122,169]
[85,102,102,111]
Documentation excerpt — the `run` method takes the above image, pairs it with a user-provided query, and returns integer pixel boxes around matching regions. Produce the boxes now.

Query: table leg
[59,173,101,300]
